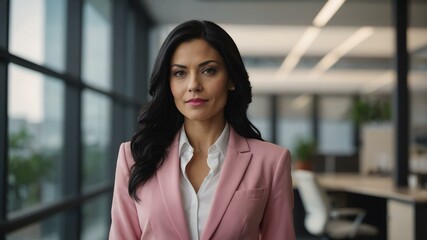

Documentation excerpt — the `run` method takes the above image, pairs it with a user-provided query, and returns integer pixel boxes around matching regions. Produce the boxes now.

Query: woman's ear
[228,82,235,91]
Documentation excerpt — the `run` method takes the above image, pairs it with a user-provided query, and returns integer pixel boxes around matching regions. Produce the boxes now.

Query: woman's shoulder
[246,138,290,155]
[120,141,132,154]
[247,138,288,152]
[243,138,292,170]
[116,141,134,167]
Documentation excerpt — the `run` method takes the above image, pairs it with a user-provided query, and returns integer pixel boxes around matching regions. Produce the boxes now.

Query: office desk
[317,174,427,203]
[294,174,427,240]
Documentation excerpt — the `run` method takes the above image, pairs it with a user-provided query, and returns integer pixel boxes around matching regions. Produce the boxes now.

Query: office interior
[0,0,426,239]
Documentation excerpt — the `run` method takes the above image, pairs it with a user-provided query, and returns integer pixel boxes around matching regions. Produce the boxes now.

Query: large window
[248,95,272,142]
[9,0,67,71]
[318,96,355,155]
[0,0,150,238]
[81,194,110,240]
[8,64,65,214]
[82,0,113,90]
[277,95,313,152]
[409,4,427,175]
[82,90,112,191]
[6,213,63,240]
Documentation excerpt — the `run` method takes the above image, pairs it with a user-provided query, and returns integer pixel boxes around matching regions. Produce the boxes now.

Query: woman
[109,20,295,240]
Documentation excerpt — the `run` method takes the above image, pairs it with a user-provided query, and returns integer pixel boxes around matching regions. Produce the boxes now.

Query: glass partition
[248,95,272,142]
[9,0,67,71]
[277,95,313,151]
[82,90,112,191]
[82,0,113,90]
[318,96,355,155]
[7,64,65,215]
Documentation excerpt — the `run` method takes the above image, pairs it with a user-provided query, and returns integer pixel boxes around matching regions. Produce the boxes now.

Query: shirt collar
[178,123,230,172]
[213,123,230,159]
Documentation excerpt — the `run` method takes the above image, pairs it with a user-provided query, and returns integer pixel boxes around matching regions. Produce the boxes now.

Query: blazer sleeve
[259,149,296,240]
[109,143,142,240]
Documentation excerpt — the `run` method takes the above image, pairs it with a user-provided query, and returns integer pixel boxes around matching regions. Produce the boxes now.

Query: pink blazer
[109,127,295,240]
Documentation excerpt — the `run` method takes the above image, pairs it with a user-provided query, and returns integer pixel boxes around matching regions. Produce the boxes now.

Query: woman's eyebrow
[171,64,186,69]
[171,60,219,69]
[198,60,219,67]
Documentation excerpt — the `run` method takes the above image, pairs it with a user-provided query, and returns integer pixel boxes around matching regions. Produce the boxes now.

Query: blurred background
[0,0,426,239]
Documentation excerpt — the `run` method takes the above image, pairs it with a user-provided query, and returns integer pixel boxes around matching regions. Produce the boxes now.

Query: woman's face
[169,39,232,124]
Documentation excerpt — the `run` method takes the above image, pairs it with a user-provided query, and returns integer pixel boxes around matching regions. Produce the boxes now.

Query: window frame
[0,0,151,237]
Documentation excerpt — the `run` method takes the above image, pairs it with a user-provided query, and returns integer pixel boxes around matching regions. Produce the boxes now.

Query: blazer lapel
[156,133,191,240]
[201,128,252,240]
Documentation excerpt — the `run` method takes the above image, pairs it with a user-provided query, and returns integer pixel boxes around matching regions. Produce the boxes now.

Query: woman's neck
[183,119,226,154]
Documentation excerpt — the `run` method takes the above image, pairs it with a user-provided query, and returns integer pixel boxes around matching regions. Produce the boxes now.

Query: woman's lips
[186,98,207,106]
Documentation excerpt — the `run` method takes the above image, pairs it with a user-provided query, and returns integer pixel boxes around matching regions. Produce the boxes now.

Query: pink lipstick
[186,98,207,106]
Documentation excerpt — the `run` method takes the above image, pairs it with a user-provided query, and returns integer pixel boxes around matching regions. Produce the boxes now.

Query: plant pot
[294,161,312,171]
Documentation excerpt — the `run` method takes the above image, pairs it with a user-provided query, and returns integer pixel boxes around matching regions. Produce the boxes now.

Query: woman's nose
[188,74,202,92]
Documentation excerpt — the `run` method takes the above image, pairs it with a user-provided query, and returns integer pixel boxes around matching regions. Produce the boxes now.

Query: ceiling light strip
[276,27,320,79]
[363,71,394,93]
[310,27,374,78]
[313,0,346,27]
[291,94,311,109]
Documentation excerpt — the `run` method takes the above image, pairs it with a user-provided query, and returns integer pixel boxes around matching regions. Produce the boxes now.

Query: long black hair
[129,20,262,200]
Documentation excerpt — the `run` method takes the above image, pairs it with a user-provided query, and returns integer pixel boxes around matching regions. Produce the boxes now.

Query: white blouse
[178,123,230,240]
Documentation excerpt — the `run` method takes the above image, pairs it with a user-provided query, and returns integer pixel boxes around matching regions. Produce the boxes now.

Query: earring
[229,85,235,91]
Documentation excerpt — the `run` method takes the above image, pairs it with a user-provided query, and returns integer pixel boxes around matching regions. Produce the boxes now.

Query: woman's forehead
[171,39,224,65]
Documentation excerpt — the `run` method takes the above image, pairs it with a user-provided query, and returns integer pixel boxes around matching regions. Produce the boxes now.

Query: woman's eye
[202,68,216,75]
[173,71,185,77]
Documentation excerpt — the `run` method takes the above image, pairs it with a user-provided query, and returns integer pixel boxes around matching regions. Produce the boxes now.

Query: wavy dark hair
[129,20,262,200]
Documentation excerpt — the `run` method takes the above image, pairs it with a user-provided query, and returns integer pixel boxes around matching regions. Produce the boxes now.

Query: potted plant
[293,137,316,170]
[350,98,393,175]
[350,99,391,126]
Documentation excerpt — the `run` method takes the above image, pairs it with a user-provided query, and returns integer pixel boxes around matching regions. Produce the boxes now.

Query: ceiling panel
[141,0,427,94]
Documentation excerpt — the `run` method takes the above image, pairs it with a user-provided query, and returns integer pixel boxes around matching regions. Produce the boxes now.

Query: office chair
[294,170,378,239]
